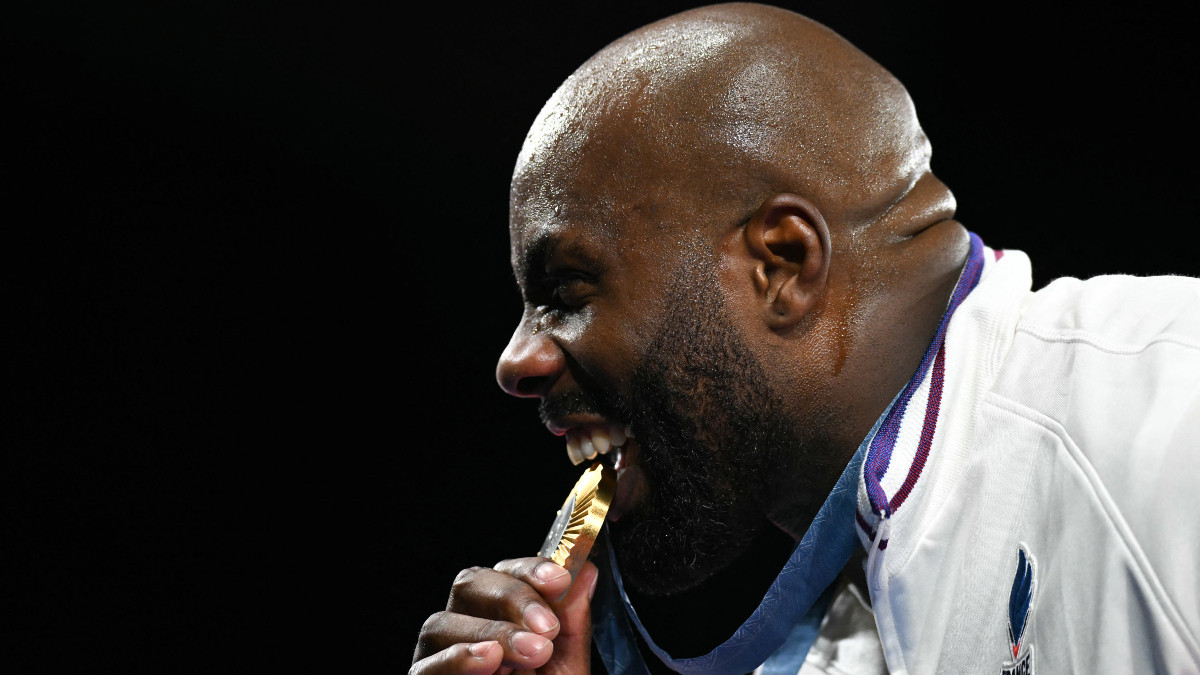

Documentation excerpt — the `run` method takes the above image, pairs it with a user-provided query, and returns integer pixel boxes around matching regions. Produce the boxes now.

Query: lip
[543,414,618,437]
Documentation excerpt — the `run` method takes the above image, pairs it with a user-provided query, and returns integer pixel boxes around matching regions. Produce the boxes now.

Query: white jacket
[855,243,1200,673]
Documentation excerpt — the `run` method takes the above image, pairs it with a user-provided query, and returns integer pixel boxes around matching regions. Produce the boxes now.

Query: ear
[743,193,831,330]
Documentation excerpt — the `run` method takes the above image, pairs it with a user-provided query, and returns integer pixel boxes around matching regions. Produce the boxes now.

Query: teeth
[608,425,626,448]
[565,423,633,465]
[613,444,626,475]
[566,434,585,466]
[591,427,611,455]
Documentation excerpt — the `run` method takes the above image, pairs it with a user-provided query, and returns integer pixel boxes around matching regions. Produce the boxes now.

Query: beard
[601,264,811,597]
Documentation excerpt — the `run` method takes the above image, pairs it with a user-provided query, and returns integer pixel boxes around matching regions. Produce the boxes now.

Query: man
[413,3,1200,673]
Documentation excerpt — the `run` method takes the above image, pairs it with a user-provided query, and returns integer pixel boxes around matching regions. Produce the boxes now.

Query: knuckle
[492,557,534,576]
[419,610,450,636]
[481,618,521,646]
[416,611,453,657]
[451,566,485,590]
[413,634,437,664]
[473,617,512,643]
[448,567,488,607]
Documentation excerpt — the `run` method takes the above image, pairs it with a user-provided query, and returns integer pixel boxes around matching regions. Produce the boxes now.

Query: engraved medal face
[539,493,576,559]
[537,462,616,578]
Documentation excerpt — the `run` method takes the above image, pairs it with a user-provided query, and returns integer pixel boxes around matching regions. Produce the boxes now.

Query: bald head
[513,2,953,241]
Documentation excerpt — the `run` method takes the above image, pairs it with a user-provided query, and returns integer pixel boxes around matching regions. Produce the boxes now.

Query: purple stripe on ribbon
[863,232,984,516]
[890,342,944,511]
[855,509,875,540]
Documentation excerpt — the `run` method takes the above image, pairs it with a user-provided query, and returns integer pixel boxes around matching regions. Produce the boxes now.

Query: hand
[411,557,599,675]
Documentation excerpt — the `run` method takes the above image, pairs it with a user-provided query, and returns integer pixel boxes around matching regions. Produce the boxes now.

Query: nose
[496,320,566,398]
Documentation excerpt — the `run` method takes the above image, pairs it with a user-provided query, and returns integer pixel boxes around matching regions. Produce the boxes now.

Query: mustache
[538,389,620,426]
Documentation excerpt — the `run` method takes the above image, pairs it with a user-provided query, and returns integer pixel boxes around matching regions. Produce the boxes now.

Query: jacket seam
[1014,324,1200,355]
[980,391,1200,662]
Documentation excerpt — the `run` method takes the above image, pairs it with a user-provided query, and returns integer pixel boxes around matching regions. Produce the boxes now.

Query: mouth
[564,422,631,466]
[556,421,646,522]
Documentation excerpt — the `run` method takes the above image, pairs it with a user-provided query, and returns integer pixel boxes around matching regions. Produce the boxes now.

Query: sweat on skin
[414,4,970,672]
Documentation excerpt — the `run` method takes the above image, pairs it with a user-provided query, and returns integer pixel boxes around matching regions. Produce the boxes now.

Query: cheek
[585,248,677,387]
[715,240,765,327]
[547,308,591,344]
[567,308,652,392]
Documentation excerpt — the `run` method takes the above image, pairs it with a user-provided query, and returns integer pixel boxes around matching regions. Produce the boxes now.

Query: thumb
[539,561,598,675]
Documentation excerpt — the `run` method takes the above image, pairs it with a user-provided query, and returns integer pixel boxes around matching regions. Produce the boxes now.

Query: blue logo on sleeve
[1002,545,1036,674]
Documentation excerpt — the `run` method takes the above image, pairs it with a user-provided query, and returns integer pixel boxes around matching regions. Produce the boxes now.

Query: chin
[610,510,763,597]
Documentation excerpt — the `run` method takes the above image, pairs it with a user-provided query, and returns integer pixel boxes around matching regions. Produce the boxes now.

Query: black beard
[604,270,805,597]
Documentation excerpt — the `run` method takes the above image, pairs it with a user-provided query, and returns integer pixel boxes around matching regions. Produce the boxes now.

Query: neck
[766,216,970,538]
[622,522,798,666]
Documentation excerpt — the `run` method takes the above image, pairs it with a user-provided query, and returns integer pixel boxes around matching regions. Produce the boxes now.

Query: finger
[552,560,597,639]
[491,557,573,601]
[416,612,554,670]
[447,562,568,640]
[409,641,503,675]
[539,561,597,675]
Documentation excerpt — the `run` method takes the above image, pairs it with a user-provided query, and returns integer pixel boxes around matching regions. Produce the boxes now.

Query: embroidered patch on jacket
[1001,545,1036,674]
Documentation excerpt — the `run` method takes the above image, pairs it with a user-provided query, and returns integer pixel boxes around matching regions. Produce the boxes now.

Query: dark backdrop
[8,2,1198,672]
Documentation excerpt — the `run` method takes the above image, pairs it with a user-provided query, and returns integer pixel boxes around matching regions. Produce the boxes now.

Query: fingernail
[523,603,558,634]
[512,631,551,658]
[534,562,569,583]
[469,641,497,658]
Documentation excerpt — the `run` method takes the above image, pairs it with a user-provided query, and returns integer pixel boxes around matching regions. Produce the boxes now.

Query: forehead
[507,51,737,277]
[507,180,647,283]
[509,129,674,276]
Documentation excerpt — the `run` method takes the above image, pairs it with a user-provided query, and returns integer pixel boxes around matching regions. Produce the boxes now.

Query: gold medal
[538,462,616,578]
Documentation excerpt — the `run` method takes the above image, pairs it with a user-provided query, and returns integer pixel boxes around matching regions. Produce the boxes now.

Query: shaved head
[513,2,952,244]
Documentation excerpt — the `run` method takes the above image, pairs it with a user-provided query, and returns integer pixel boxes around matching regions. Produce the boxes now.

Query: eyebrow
[515,231,555,287]
[515,228,612,291]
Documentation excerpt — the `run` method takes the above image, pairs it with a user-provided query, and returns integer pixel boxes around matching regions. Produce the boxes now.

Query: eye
[530,269,596,314]
[551,275,593,309]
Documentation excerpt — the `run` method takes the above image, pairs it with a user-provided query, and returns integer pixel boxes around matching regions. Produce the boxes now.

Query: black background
[8,2,1199,672]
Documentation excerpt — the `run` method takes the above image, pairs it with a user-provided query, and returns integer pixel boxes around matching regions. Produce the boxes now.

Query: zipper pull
[866,511,891,589]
